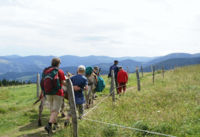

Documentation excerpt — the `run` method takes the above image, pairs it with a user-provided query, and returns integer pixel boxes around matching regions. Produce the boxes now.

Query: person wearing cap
[68,65,88,120]
[92,66,99,99]
[108,60,119,93]
[117,66,128,94]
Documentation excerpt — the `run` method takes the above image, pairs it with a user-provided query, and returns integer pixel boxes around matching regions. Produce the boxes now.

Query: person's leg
[118,83,122,94]
[115,79,119,94]
[64,101,71,127]
[45,95,53,134]
[60,98,65,118]
[124,84,126,92]
[78,104,84,119]
[123,83,126,94]
[45,95,63,134]
[50,95,63,123]
[76,104,84,119]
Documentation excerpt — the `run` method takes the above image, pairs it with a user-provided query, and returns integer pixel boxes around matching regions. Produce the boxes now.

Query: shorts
[46,95,64,113]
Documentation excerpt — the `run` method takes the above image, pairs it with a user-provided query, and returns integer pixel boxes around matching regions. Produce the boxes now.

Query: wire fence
[83,118,176,137]
[65,70,176,137]
[81,77,176,137]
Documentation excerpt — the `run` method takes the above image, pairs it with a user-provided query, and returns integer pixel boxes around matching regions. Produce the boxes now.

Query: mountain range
[0,53,200,82]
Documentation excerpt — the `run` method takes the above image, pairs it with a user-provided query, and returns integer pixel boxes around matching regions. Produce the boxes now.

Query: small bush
[153,123,173,134]
[195,106,200,112]
[156,70,162,74]
[103,126,117,137]
[0,107,7,114]
[133,121,149,136]
[8,106,17,111]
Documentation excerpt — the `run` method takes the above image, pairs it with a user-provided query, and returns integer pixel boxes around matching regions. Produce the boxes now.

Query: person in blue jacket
[108,60,119,93]
[65,65,88,126]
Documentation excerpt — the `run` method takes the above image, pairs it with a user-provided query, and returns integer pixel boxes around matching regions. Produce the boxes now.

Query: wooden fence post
[66,79,78,137]
[162,66,165,79]
[152,66,155,84]
[174,65,177,71]
[140,65,143,77]
[111,70,116,102]
[36,73,40,98]
[136,67,140,91]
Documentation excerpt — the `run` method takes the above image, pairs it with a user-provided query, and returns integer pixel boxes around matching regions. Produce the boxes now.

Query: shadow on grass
[17,130,49,137]
[19,113,49,131]
[18,112,67,137]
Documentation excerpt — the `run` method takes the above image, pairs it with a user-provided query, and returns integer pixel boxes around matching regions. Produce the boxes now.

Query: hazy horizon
[0,52,200,58]
[0,0,200,57]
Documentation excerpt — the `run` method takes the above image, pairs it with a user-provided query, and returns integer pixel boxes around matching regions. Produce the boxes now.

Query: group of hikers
[41,57,128,134]
[108,60,129,94]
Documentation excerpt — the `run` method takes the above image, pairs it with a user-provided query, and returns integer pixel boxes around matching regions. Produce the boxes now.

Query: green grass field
[0,65,200,137]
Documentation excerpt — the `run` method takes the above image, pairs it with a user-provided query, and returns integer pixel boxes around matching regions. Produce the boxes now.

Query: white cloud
[0,0,200,57]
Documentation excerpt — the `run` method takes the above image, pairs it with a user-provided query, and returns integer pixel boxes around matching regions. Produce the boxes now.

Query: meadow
[0,65,200,137]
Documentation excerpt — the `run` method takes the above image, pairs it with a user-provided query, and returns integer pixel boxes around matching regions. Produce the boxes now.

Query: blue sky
[0,0,200,57]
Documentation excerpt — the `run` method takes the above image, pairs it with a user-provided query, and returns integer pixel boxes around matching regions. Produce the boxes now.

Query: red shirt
[56,69,66,97]
[117,69,128,83]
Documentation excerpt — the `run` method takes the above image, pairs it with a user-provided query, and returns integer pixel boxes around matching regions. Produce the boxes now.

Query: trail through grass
[0,65,200,137]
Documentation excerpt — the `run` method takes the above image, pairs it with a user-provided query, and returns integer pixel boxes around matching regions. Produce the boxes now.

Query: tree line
[0,79,32,87]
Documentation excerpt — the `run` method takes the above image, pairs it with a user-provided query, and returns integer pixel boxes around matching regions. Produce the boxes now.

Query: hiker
[108,60,119,93]
[117,66,128,94]
[84,66,98,108]
[93,66,99,98]
[42,58,81,134]
[65,65,88,125]
[95,66,106,93]
[93,66,100,76]
[41,57,66,134]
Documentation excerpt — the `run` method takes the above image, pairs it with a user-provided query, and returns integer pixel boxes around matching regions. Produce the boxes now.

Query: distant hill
[145,53,200,66]
[0,55,54,74]
[0,55,148,74]
[143,57,200,72]
[0,72,37,82]
[0,53,200,82]
[61,59,142,75]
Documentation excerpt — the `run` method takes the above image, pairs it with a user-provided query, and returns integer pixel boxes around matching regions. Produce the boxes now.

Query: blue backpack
[95,76,105,92]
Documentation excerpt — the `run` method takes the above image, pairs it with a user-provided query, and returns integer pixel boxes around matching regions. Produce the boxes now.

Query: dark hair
[114,60,118,65]
[94,66,99,71]
[51,57,61,67]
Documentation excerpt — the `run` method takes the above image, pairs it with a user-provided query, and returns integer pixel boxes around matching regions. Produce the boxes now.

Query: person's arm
[84,79,89,91]
[59,69,67,86]
[84,85,88,91]
[73,86,81,91]
[117,71,120,83]
[61,80,66,86]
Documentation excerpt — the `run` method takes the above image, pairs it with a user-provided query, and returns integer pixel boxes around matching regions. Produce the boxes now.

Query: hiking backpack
[40,67,61,95]
[95,76,105,92]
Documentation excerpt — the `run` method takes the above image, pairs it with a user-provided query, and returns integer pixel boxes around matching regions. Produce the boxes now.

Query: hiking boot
[52,123,59,130]
[45,124,52,135]
[85,104,89,109]
[79,115,83,120]
[64,119,70,127]
[61,113,66,118]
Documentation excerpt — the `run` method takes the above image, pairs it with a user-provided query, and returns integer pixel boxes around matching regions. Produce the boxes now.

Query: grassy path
[1,65,200,137]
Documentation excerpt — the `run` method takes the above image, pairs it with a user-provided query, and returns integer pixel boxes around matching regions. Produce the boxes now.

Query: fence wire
[83,118,176,137]
[81,78,176,137]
